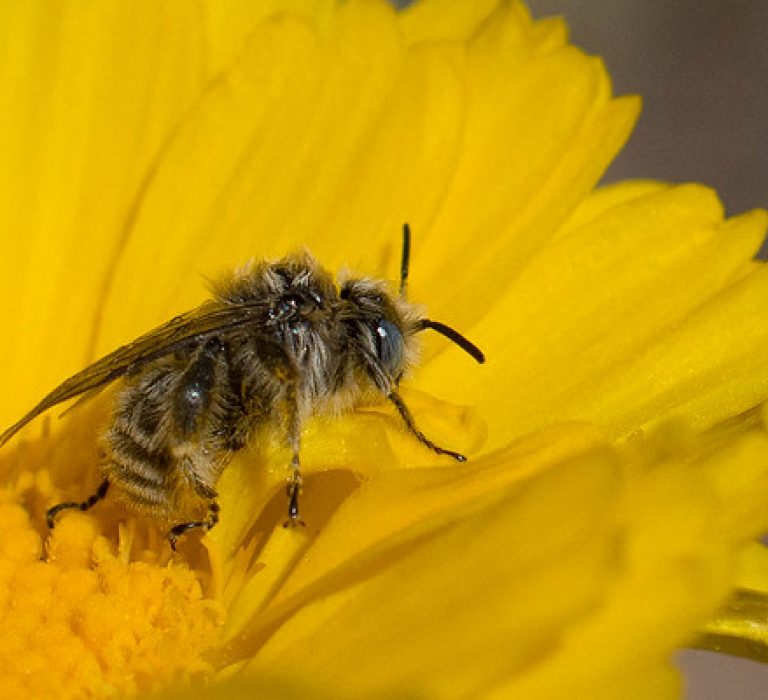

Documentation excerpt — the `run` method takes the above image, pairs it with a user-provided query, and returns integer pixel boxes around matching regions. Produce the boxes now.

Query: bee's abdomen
[104,422,171,510]
[103,367,176,513]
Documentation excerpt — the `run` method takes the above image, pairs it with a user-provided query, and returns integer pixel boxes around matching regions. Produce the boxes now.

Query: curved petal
[411,2,640,335]
[0,1,206,429]
[419,182,768,450]
[97,1,460,350]
[213,424,603,646]
[229,431,768,698]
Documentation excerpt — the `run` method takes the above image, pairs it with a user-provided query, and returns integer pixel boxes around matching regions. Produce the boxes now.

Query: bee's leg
[281,376,306,529]
[166,501,220,551]
[285,461,304,528]
[46,478,111,529]
[388,391,467,462]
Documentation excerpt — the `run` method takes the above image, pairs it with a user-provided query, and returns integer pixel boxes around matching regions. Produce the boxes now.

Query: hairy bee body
[102,253,404,523]
[0,228,484,548]
[103,341,234,518]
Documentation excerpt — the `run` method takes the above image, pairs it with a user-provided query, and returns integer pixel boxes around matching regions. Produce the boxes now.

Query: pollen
[0,477,224,699]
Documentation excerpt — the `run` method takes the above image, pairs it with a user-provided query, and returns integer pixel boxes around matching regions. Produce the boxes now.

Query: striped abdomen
[103,342,238,518]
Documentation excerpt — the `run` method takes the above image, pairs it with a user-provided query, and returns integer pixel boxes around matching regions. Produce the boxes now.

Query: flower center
[0,408,225,697]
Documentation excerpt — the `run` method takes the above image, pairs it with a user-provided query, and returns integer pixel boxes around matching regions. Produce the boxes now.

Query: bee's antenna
[399,223,411,297]
[417,319,485,364]
[402,224,484,363]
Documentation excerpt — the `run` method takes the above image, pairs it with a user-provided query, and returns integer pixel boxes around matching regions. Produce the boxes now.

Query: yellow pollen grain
[0,493,225,699]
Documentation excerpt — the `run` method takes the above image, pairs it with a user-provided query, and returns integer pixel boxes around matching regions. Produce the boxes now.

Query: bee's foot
[282,516,307,529]
[283,475,305,528]
[167,502,219,551]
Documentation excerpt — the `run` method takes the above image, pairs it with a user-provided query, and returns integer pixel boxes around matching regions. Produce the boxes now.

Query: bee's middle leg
[166,501,220,551]
[46,478,111,529]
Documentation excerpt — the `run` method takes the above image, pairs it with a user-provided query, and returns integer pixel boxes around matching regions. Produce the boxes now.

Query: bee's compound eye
[374,319,404,376]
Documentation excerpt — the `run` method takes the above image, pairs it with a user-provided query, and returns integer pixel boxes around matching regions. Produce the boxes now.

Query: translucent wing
[0,299,271,446]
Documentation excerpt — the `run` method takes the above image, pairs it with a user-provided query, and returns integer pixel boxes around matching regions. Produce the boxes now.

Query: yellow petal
[411,2,640,335]
[202,0,335,78]
[215,424,603,647]
[0,1,205,429]
[243,444,621,697]
[223,428,768,697]
[420,182,768,449]
[399,0,500,43]
[271,423,601,605]
[2,0,767,696]
[96,1,417,350]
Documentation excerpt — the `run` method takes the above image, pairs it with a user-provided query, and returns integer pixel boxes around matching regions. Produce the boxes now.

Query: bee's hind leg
[46,478,111,529]
[166,501,220,552]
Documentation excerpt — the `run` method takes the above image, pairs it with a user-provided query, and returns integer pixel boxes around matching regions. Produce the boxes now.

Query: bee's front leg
[281,372,305,529]
[285,468,304,527]
[388,390,467,462]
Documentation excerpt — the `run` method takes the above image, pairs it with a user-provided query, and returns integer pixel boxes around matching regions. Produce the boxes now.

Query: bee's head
[339,225,484,394]
[338,276,416,384]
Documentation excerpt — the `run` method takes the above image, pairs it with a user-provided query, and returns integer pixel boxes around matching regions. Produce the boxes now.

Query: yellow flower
[1,1,768,697]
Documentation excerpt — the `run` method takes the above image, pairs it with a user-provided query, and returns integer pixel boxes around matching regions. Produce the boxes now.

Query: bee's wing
[0,299,271,446]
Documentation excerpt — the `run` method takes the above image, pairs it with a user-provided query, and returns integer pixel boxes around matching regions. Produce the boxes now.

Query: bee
[0,225,484,549]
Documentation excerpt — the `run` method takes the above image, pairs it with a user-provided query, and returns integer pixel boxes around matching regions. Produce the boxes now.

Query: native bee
[0,225,484,549]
